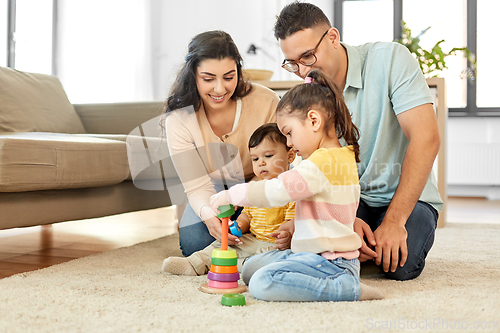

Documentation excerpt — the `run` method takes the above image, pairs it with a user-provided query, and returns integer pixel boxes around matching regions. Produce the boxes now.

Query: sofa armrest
[73,102,164,135]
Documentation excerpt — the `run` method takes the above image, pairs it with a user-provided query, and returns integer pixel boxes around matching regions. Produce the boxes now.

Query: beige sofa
[0,66,173,230]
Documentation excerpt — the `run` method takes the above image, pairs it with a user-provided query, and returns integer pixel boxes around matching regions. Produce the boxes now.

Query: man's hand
[210,191,230,213]
[353,218,378,262]
[204,216,241,245]
[373,221,408,272]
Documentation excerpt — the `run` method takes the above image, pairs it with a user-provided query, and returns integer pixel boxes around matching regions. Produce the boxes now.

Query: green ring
[221,293,246,306]
[211,257,238,266]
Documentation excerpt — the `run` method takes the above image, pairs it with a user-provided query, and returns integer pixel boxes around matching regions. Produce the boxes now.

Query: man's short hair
[274,1,331,40]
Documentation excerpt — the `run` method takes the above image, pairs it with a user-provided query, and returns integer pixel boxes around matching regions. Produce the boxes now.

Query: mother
[162,30,279,257]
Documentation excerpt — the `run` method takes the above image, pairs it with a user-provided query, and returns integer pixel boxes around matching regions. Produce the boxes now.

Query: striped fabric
[227,146,362,257]
[243,202,295,243]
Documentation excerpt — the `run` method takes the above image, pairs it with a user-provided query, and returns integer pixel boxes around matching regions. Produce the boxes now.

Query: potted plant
[397,21,477,82]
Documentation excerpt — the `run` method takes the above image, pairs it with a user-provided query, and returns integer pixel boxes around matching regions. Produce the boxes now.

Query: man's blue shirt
[342,41,443,211]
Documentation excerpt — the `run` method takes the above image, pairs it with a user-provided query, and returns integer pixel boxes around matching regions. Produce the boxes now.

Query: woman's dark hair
[274,1,331,40]
[248,123,289,151]
[160,30,252,137]
[276,70,360,162]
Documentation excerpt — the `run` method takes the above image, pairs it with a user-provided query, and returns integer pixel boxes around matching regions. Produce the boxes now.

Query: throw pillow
[0,66,86,133]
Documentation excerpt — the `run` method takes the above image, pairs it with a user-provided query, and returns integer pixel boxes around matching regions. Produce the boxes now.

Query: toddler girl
[210,70,384,302]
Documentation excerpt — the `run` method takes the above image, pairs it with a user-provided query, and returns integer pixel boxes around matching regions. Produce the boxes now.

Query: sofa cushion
[81,134,177,181]
[0,133,129,192]
[0,66,86,134]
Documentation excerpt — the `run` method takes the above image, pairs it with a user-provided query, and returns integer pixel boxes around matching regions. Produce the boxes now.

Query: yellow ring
[212,248,237,259]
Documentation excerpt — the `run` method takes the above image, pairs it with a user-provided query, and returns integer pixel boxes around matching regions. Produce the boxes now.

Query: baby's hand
[210,191,229,213]
[270,230,292,250]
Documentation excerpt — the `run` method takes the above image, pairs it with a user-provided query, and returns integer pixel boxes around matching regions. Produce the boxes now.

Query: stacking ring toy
[199,204,248,295]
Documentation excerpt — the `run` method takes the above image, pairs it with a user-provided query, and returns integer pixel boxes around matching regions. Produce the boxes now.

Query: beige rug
[1,223,499,333]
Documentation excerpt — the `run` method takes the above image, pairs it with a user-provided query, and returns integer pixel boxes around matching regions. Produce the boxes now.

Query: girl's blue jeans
[241,250,361,302]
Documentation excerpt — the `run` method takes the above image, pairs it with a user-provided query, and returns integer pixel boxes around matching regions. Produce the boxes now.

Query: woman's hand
[201,203,240,245]
[204,216,241,245]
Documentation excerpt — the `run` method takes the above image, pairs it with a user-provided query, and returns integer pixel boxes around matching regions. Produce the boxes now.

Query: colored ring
[212,248,237,259]
[211,257,237,266]
[208,280,239,289]
[210,264,237,274]
[229,222,242,237]
[217,204,235,218]
[208,271,240,282]
[221,293,246,306]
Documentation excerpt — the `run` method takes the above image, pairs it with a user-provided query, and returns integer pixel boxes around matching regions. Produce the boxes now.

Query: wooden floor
[0,197,499,279]
[0,206,178,279]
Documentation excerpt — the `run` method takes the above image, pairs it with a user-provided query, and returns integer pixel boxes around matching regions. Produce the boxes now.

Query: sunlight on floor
[0,206,178,241]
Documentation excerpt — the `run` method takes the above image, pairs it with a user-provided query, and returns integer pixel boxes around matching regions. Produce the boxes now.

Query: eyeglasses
[281,30,329,73]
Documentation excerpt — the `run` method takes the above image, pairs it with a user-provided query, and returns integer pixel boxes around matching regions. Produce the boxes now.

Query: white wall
[150,0,333,100]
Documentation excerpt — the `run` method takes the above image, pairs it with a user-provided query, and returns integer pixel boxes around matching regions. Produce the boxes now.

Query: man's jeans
[356,199,438,280]
[242,250,361,302]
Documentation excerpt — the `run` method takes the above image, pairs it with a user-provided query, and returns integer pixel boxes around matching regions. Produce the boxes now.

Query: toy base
[199,283,248,294]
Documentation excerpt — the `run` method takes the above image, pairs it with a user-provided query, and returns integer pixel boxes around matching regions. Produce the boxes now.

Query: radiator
[448,143,500,185]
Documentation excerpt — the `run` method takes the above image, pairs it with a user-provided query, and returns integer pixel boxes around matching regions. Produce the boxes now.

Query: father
[274,2,443,280]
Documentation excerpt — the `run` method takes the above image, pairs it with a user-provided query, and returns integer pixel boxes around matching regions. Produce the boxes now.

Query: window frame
[333,0,500,117]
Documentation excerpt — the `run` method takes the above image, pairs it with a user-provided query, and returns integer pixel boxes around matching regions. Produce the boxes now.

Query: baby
[162,123,296,275]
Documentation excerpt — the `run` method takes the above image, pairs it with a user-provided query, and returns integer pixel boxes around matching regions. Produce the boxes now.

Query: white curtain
[57,0,154,103]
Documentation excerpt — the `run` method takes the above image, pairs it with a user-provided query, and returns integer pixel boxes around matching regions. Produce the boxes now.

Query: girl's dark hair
[248,123,289,150]
[276,70,360,162]
[274,1,331,40]
[160,30,252,136]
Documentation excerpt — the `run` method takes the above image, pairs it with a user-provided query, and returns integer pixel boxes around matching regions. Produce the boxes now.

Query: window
[14,0,53,74]
[0,0,7,67]
[334,0,500,117]
[476,0,498,108]
[403,0,466,109]
[1,0,54,74]
[342,0,393,45]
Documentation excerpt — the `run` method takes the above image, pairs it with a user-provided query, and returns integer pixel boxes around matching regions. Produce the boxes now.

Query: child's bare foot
[162,257,197,276]
[359,282,385,300]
